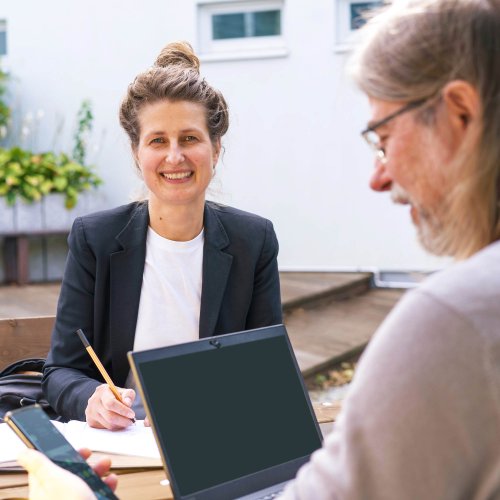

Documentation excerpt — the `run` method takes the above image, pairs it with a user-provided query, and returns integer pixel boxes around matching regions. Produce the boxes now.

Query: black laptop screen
[135,330,322,497]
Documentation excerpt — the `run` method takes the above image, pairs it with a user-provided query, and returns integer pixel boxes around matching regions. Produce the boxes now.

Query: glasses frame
[361,98,428,163]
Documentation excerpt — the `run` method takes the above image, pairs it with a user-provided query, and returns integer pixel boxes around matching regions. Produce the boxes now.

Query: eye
[184,135,198,143]
[150,137,165,144]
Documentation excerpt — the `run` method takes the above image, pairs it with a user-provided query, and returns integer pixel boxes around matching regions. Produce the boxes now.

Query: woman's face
[134,99,220,211]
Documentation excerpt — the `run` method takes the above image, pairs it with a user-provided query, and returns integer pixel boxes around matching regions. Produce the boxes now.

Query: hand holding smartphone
[5,405,118,500]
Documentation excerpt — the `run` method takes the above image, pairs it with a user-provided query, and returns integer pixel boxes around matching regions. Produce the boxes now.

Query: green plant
[72,99,93,166]
[0,147,101,208]
[0,67,10,138]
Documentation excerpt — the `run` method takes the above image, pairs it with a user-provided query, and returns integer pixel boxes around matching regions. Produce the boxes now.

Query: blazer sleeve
[42,218,104,421]
[245,219,283,329]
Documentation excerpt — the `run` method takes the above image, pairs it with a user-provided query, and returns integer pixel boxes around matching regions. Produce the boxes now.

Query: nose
[165,143,184,165]
[369,160,392,192]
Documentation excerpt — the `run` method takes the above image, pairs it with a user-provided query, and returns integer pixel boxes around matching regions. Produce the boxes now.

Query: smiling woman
[42,42,283,429]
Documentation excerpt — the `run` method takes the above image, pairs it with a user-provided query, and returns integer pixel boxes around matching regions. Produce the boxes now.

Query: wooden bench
[1,231,68,285]
[0,316,55,370]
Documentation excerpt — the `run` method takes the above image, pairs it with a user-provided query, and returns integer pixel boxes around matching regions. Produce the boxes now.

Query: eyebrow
[143,128,204,138]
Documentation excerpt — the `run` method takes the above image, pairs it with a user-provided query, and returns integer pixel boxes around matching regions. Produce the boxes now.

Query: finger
[97,407,135,430]
[78,448,92,460]
[144,415,151,427]
[120,388,136,407]
[102,391,135,419]
[92,456,112,477]
[104,473,118,492]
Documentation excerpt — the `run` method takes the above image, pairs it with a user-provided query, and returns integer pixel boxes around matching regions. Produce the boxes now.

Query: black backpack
[0,358,58,420]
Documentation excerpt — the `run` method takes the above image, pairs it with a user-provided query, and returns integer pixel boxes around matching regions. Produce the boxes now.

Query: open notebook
[0,419,161,470]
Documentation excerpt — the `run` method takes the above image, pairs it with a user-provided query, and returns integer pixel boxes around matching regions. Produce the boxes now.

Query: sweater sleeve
[281,289,500,500]
[42,217,102,421]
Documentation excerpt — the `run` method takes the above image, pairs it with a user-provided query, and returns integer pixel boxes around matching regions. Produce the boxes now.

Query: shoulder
[417,240,500,335]
[206,201,276,239]
[206,201,273,228]
[204,201,278,256]
[69,201,148,249]
[354,242,500,412]
[75,201,146,231]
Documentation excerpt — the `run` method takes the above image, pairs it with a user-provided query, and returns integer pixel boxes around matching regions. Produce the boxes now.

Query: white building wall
[0,0,446,272]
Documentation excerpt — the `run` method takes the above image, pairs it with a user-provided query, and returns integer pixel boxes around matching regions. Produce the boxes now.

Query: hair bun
[154,41,200,73]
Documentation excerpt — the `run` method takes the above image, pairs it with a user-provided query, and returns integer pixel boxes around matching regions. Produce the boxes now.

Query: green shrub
[0,147,102,208]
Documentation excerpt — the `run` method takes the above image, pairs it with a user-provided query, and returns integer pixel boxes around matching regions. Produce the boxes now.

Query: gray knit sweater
[282,240,500,499]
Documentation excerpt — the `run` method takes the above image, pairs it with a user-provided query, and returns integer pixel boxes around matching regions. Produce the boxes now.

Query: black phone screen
[6,405,117,500]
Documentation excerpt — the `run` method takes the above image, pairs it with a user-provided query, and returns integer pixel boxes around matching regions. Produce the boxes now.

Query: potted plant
[0,90,102,233]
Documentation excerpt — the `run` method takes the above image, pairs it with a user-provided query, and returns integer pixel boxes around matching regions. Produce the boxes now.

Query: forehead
[367,96,407,126]
[138,99,208,132]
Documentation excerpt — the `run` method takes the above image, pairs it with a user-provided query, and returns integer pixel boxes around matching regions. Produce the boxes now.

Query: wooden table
[0,467,172,500]
[0,402,341,499]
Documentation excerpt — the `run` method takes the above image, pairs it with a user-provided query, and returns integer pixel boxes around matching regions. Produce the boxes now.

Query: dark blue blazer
[42,201,282,420]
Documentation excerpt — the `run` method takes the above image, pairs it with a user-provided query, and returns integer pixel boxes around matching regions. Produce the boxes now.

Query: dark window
[212,13,246,39]
[253,10,281,37]
[212,10,281,40]
[0,21,6,56]
[350,2,382,30]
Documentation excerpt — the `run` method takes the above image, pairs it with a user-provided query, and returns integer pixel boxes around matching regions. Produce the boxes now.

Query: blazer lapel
[199,203,233,338]
[109,202,149,385]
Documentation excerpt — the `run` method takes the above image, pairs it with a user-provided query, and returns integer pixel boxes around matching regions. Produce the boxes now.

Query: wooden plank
[312,401,341,423]
[286,288,405,374]
[0,316,54,370]
[0,469,173,500]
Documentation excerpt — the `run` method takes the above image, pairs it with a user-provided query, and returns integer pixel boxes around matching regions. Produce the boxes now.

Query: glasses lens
[362,130,386,163]
[363,130,380,149]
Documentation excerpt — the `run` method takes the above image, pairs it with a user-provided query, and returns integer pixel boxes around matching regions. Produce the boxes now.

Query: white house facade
[0,0,446,282]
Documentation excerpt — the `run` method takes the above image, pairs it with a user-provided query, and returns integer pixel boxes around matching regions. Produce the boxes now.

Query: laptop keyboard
[256,488,284,499]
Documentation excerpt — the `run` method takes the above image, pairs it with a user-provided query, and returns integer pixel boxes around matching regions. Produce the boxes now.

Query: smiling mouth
[161,171,193,180]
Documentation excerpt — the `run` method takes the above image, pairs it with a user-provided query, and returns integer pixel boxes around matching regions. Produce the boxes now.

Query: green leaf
[53,176,68,191]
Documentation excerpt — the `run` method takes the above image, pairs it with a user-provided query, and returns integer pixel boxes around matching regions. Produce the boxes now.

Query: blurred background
[0,0,447,284]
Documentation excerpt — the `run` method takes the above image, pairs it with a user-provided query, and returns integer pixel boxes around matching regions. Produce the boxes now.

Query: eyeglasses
[361,98,428,164]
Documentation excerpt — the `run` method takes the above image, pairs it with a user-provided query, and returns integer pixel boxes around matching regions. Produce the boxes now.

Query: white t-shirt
[126,226,204,417]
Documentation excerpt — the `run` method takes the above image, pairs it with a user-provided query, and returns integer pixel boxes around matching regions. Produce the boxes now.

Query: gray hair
[350,0,500,258]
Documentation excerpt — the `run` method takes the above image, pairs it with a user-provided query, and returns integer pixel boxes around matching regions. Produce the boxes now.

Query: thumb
[17,449,51,473]
[120,388,136,407]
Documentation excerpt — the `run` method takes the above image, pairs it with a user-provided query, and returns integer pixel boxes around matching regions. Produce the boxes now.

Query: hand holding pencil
[76,329,136,430]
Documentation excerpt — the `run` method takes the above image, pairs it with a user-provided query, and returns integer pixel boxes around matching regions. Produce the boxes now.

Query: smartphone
[5,405,118,500]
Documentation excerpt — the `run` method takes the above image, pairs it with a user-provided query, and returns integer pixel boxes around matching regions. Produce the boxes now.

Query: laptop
[128,324,323,500]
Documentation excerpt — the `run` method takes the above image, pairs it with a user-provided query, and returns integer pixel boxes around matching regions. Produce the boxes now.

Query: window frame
[334,0,382,52]
[197,0,287,62]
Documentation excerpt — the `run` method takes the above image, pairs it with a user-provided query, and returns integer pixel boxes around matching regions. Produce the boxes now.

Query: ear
[132,147,142,173]
[212,138,222,165]
[441,80,480,134]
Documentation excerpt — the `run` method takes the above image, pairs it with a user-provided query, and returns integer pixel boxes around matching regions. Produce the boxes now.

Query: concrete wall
[0,0,446,280]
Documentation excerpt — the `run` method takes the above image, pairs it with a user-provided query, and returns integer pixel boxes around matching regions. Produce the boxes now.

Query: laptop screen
[130,325,322,498]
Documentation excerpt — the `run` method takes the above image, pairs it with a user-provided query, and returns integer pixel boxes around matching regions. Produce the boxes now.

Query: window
[349,2,380,30]
[198,1,287,62]
[212,10,281,39]
[0,20,6,56]
[335,0,382,51]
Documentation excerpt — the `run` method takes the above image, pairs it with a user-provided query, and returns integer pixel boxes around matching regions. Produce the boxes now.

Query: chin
[415,212,450,256]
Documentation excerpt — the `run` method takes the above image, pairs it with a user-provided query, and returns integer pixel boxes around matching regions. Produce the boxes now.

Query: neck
[148,199,205,241]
